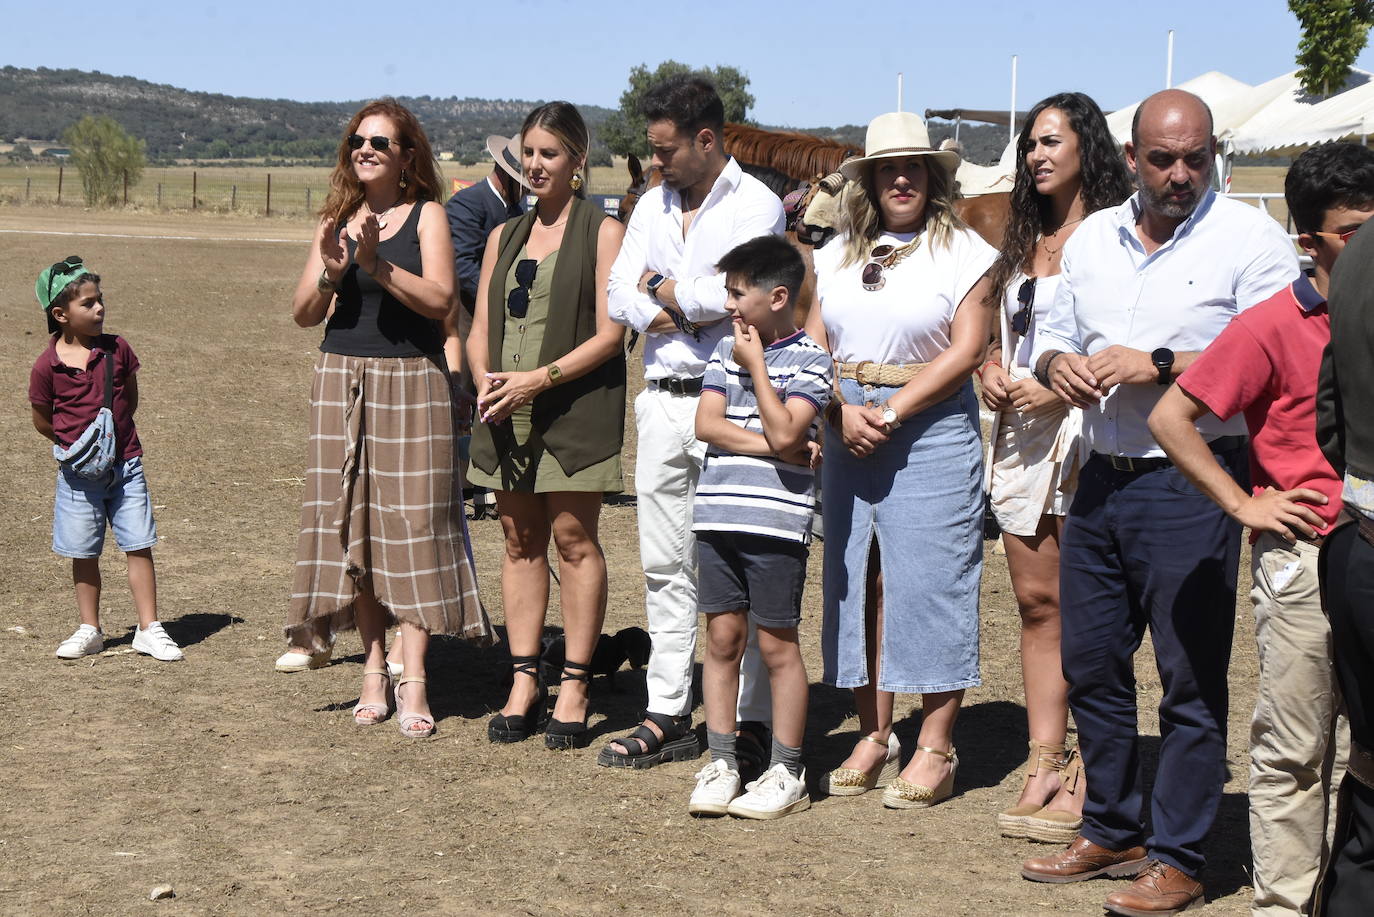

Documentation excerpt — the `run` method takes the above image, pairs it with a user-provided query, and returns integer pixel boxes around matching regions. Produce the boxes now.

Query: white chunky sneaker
[727,764,811,820]
[132,622,184,662]
[688,759,742,816]
[56,624,104,659]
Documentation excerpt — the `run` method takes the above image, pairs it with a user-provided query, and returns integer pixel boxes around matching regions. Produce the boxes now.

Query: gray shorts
[695,531,807,629]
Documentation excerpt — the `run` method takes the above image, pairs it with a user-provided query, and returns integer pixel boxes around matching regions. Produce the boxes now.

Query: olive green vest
[469,196,626,477]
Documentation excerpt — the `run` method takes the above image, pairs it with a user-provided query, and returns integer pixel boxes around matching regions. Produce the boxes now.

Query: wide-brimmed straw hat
[485,134,530,189]
[839,112,960,182]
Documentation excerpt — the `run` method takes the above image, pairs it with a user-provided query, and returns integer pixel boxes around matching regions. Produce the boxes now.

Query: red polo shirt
[29,333,144,460]
[1178,274,1341,540]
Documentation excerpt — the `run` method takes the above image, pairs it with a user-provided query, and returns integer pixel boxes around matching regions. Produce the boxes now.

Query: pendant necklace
[365,197,404,229]
[1040,215,1085,255]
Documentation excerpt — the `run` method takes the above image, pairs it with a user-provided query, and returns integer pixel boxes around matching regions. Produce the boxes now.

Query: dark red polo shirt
[29,333,144,460]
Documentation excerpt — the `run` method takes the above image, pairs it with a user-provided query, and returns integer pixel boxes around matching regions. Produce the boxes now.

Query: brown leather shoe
[1021,834,1148,883]
[1103,860,1204,916]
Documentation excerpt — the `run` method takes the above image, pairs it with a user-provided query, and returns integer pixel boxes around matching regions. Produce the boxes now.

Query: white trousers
[1249,532,1348,917]
[634,387,771,721]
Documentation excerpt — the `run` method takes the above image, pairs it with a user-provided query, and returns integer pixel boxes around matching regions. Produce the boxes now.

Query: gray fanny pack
[53,350,117,480]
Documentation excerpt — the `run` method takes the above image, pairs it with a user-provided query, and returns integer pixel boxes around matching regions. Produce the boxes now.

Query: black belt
[648,376,704,396]
[1093,435,1247,474]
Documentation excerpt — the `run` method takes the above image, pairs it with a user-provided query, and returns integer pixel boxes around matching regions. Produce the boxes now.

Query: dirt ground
[0,206,1261,916]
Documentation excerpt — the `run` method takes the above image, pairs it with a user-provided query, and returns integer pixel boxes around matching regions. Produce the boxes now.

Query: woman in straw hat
[284,99,489,738]
[804,110,996,809]
[980,92,1131,842]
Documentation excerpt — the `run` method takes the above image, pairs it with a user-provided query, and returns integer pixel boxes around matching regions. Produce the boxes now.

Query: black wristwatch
[646,273,667,302]
[1151,347,1175,386]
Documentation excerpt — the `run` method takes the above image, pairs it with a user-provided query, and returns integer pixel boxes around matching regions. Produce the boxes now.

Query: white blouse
[1001,271,1063,370]
[815,226,996,364]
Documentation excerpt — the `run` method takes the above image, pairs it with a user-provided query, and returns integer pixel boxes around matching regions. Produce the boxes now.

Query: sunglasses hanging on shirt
[507,258,538,318]
[1012,277,1037,336]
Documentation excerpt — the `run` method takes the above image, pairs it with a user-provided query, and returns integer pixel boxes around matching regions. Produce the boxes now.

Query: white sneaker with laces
[727,764,811,820]
[132,622,184,662]
[688,759,741,816]
[56,624,104,659]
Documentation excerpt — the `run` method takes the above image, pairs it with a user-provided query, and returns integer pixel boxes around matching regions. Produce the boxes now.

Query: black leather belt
[1094,435,1247,473]
[648,376,704,396]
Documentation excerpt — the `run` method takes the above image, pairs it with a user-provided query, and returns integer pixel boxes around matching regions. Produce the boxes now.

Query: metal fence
[0,165,333,216]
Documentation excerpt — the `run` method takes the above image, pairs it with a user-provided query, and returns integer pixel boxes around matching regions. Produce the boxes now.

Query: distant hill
[0,66,616,164]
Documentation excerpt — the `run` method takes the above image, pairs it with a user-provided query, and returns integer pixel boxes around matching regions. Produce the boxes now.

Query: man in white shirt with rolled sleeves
[600,74,784,771]
[1019,89,1297,916]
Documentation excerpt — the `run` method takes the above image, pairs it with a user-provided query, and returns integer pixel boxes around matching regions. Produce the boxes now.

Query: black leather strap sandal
[735,721,773,780]
[545,660,592,750]
[595,711,701,769]
[487,654,548,743]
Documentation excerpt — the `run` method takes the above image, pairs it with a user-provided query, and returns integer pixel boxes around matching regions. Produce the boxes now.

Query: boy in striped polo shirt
[687,235,832,820]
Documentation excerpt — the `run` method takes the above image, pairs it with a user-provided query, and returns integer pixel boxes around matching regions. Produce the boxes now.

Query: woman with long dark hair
[468,101,626,750]
[284,99,489,738]
[979,92,1131,839]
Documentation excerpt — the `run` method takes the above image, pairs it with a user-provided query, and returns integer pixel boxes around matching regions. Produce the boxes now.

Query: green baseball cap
[36,255,95,333]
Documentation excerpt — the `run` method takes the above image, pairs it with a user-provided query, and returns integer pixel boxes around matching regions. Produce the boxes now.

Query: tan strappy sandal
[1022,747,1086,843]
[821,733,901,796]
[998,740,1068,836]
[352,668,392,726]
[395,675,435,738]
[882,745,958,809]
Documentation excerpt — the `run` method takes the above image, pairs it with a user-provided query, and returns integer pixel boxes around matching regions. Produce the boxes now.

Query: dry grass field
[0,203,1273,916]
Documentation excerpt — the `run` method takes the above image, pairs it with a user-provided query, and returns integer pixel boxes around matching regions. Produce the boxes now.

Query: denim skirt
[820,379,983,693]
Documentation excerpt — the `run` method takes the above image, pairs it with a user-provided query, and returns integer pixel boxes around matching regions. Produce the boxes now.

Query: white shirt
[815,226,996,364]
[1001,271,1061,370]
[607,156,785,380]
[1032,190,1299,458]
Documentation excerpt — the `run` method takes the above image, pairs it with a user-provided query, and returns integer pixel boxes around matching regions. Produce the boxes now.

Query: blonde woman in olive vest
[468,101,627,750]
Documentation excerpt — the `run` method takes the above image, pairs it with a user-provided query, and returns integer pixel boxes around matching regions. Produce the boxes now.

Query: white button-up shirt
[1032,190,1299,458]
[608,156,784,380]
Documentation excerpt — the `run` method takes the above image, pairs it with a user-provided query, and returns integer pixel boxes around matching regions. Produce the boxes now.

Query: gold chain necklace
[1039,216,1085,255]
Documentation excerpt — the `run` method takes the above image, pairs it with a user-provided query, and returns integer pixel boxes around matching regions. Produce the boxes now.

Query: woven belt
[647,376,704,396]
[836,360,929,386]
[1093,435,1248,474]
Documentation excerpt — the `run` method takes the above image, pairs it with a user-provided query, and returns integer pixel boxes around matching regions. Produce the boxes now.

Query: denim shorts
[696,531,808,629]
[53,455,158,558]
[820,380,983,693]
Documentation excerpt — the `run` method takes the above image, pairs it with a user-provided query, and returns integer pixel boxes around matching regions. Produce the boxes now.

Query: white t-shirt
[815,226,996,364]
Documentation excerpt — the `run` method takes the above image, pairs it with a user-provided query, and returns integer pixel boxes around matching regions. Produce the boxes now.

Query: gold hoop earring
[570,173,583,191]
[399,169,408,191]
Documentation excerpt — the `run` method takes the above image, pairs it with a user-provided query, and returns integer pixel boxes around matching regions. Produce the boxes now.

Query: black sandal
[545,660,592,750]
[487,654,548,743]
[736,720,772,780]
[595,711,700,769]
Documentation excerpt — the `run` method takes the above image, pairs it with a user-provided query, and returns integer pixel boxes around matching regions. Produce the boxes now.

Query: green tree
[600,61,755,158]
[1290,0,1374,96]
[62,115,146,206]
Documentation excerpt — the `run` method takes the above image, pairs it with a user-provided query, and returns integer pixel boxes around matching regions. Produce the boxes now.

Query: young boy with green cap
[28,256,182,662]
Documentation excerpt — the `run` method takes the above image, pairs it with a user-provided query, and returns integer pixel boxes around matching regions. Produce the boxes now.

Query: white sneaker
[727,764,811,820]
[688,759,742,816]
[132,622,184,662]
[56,624,104,659]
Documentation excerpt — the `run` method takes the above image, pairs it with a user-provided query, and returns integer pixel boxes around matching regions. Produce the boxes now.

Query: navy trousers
[1060,447,1245,877]
[1317,521,1374,917]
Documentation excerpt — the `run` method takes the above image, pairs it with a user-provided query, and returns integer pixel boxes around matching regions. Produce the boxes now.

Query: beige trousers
[1249,532,1349,916]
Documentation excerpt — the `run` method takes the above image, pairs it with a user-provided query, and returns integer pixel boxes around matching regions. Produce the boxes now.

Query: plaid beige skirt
[286,351,490,648]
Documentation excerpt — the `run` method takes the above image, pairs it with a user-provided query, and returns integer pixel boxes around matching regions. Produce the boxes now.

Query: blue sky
[7,1,1374,127]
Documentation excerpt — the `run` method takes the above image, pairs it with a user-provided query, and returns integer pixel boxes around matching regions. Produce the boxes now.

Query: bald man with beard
[1020,90,1298,915]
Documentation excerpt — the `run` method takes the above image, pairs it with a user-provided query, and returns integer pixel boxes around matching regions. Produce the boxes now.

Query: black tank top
[320,201,444,357]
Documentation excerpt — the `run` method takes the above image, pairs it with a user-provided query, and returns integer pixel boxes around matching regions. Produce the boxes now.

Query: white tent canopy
[1228,69,1374,154]
[1106,70,1276,146]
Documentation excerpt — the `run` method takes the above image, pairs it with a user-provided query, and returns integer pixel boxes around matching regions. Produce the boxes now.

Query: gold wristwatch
[546,363,564,385]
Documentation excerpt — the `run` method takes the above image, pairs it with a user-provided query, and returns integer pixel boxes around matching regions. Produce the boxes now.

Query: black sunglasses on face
[1012,277,1036,336]
[347,134,399,152]
[507,259,538,318]
[861,244,896,291]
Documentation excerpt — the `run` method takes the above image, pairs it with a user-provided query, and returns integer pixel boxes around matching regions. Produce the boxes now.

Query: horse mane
[722,123,861,185]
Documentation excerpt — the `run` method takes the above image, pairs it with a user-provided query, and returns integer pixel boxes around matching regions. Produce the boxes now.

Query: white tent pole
[1010,55,1018,143]
[1166,30,1175,89]
[897,72,903,113]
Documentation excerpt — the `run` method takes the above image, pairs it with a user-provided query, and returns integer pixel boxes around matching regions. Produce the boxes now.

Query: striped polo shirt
[692,329,832,544]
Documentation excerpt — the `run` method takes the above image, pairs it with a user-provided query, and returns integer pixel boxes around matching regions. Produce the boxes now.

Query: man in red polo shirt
[1150,141,1374,917]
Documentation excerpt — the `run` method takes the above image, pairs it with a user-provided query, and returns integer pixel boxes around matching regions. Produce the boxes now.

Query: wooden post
[157,182,162,207]
[266,172,271,217]
[26,177,31,200]
[231,185,236,210]
[57,165,63,203]
[123,170,128,205]
[305,187,311,212]
[192,171,197,210]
